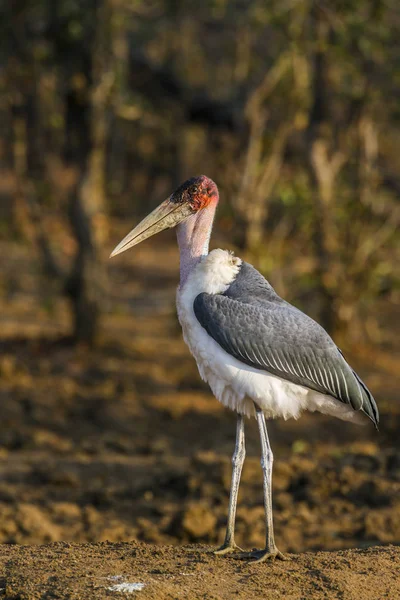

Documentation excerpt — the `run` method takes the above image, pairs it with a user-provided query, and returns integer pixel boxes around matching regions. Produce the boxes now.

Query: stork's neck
[176,200,218,286]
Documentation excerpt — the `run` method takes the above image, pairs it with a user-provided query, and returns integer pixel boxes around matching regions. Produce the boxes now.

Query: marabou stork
[110,175,378,563]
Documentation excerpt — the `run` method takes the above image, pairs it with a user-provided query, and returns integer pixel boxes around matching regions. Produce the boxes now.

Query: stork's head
[110,175,218,257]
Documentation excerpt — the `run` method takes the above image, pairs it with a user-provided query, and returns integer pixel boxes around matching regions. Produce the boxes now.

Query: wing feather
[340,370,350,403]
[332,369,341,397]
[193,288,378,427]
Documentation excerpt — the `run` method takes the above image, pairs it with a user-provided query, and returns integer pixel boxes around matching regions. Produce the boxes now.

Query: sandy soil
[0,234,399,598]
[1,542,399,600]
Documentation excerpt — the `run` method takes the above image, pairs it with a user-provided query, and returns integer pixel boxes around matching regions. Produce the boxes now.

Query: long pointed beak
[110,198,193,258]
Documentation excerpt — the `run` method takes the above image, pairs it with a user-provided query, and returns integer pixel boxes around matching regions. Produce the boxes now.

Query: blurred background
[0,0,399,552]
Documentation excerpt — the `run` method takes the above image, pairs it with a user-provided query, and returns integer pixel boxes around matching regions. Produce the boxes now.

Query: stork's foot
[214,541,243,555]
[235,547,289,563]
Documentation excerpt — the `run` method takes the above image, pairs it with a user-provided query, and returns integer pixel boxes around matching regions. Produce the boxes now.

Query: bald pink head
[170,175,219,212]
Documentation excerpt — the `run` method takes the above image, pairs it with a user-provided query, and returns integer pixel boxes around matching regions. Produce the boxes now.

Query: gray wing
[193,265,378,426]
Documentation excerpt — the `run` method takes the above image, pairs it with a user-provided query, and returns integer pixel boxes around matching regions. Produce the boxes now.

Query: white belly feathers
[176,249,365,424]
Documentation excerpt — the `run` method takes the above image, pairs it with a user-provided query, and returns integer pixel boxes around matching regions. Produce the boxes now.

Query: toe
[214,543,243,555]
[234,548,290,563]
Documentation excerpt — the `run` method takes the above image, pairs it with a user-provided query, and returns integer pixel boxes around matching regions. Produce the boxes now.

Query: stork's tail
[351,369,379,429]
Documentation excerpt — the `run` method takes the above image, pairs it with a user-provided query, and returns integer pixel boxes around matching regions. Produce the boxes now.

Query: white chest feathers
[176,249,364,424]
[182,249,242,297]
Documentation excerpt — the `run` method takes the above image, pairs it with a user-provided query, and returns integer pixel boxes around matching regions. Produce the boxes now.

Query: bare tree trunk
[62,90,105,345]
[308,140,345,332]
[81,0,114,227]
[243,122,290,251]
[233,54,292,252]
[60,0,111,345]
[8,0,111,346]
[12,101,105,346]
[65,176,105,346]
[306,6,345,333]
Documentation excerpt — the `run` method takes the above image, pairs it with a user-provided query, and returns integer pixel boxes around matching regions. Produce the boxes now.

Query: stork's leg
[237,404,288,563]
[214,414,245,555]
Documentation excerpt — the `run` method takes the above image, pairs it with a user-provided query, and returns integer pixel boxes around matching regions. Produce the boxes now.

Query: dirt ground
[1,542,399,600]
[0,233,399,598]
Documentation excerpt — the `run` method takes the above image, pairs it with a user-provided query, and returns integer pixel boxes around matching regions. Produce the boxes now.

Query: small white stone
[107,582,145,593]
